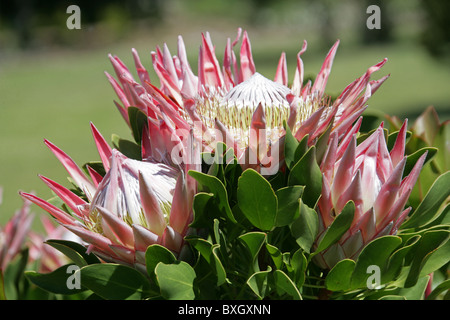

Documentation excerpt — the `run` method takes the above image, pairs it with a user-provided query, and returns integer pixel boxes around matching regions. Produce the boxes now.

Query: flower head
[315,120,427,269]
[106,28,389,175]
[20,123,200,269]
[0,188,34,271]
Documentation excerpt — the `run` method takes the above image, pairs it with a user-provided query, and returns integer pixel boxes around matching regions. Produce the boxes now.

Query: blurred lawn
[1,23,449,229]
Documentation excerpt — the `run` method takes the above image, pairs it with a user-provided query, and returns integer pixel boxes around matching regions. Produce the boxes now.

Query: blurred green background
[1,0,449,228]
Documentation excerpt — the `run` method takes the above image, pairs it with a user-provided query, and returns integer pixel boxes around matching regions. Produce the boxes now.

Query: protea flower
[20,123,200,269]
[28,216,72,273]
[315,120,427,269]
[0,188,34,271]
[106,28,389,175]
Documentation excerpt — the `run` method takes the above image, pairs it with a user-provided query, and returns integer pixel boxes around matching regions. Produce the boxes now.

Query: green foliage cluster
[1,107,448,300]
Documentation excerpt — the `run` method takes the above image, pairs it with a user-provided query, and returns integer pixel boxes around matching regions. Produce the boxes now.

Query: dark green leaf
[112,134,142,160]
[284,122,308,170]
[247,267,272,299]
[189,171,236,223]
[0,271,6,300]
[272,270,302,300]
[350,236,402,290]
[80,263,152,300]
[314,201,355,255]
[290,249,307,287]
[288,146,322,208]
[404,230,450,287]
[401,171,450,229]
[25,264,85,295]
[145,244,176,280]
[384,235,421,283]
[404,147,437,177]
[238,232,267,273]
[45,239,101,267]
[155,261,196,300]
[275,186,304,227]
[237,169,278,231]
[189,192,214,228]
[290,199,318,254]
[128,106,148,144]
[325,259,356,291]
[426,279,450,300]
[266,243,283,269]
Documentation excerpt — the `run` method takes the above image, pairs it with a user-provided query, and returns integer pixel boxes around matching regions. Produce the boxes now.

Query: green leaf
[186,237,227,286]
[237,169,278,231]
[275,186,304,227]
[284,122,308,170]
[290,199,319,254]
[433,121,449,172]
[82,161,106,177]
[25,264,85,295]
[404,147,437,177]
[211,245,227,286]
[238,232,267,273]
[266,243,283,269]
[426,279,450,300]
[290,249,307,288]
[0,271,6,300]
[288,146,322,208]
[397,275,430,300]
[80,264,152,300]
[401,171,450,229]
[325,259,356,292]
[420,231,450,277]
[112,134,142,160]
[189,170,236,223]
[3,249,29,300]
[315,121,333,165]
[189,192,214,228]
[45,239,101,267]
[272,270,302,300]
[128,106,148,144]
[247,267,272,300]
[284,122,299,170]
[405,230,450,287]
[186,238,227,287]
[350,236,402,290]
[383,235,421,283]
[314,201,355,255]
[155,261,196,300]
[145,244,176,281]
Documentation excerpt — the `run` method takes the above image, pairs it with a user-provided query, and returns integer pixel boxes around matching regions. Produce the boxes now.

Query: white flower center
[221,72,291,110]
[195,73,293,149]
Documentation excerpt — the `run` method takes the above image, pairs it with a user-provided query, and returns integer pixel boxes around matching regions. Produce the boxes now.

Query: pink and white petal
[274,52,288,86]
[96,206,135,249]
[291,40,308,96]
[90,122,112,172]
[311,40,340,98]
[44,139,96,200]
[139,172,167,237]
[19,192,77,226]
[39,175,88,218]
[132,224,159,252]
[239,31,256,82]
